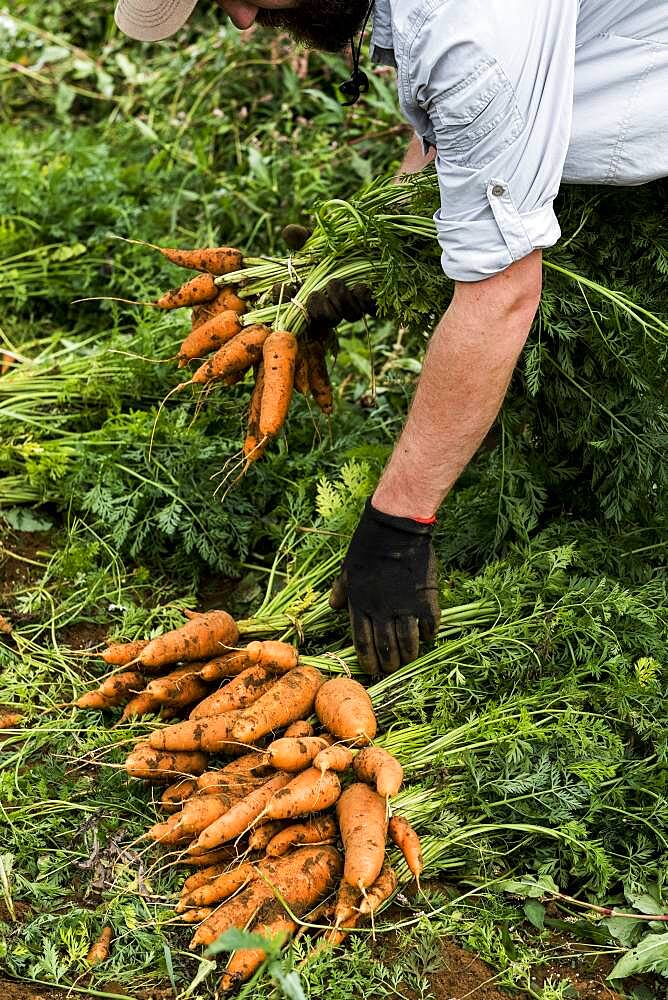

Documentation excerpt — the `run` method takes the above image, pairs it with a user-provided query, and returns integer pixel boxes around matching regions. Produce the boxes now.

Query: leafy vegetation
[1,1,667,998]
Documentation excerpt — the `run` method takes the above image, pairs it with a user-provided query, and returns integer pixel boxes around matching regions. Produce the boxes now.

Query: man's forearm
[373,252,543,520]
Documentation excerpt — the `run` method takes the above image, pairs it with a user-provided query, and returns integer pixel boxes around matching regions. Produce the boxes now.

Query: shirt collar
[370,0,397,66]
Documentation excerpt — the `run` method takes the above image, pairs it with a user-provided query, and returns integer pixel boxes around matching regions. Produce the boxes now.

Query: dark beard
[256,0,369,52]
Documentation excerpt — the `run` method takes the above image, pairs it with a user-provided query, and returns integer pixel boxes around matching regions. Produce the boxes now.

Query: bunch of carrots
[141,242,335,468]
[76,608,423,993]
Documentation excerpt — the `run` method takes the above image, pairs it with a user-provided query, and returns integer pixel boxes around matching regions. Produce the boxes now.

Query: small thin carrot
[157,245,243,276]
[155,273,218,309]
[388,815,424,885]
[86,926,113,966]
[182,862,233,894]
[259,330,298,439]
[125,745,209,781]
[243,363,267,463]
[175,788,249,836]
[191,324,270,385]
[191,287,247,330]
[358,863,398,915]
[181,906,213,924]
[293,345,309,395]
[177,310,242,367]
[199,644,262,681]
[313,744,354,774]
[145,666,210,707]
[304,339,333,414]
[99,670,145,704]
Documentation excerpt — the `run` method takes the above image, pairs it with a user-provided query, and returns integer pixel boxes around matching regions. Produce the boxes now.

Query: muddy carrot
[191,324,270,385]
[158,245,243,276]
[155,273,218,309]
[265,815,338,857]
[189,773,291,853]
[232,665,324,745]
[259,330,298,439]
[160,777,198,813]
[189,664,276,719]
[178,310,243,367]
[337,783,387,889]
[86,926,113,965]
[305,339,333,414]
[101,639,149,666]
[315,677,377,746]
[388,815,423,885]
[125,745,209,780]
[352,746,403,798]
[264,767,341,820]
[137,610,239,669]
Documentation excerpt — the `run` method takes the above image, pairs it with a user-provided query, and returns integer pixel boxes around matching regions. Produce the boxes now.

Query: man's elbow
[453,249,543,327]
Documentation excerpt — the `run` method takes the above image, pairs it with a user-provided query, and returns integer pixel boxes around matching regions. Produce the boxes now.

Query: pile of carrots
[77,609,423,993]
[147,243,334,466]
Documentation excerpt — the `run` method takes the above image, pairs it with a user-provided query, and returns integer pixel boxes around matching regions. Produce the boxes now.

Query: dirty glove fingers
[329,573,349,611]
[395,616,421,666]
[281,224,312,251]
[324,279,366,323]
[372,620,402,675]
[349,605,381,677]
[418,604,440,643]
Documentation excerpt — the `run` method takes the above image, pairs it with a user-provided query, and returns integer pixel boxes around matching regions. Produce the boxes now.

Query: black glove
[279,224,376,326]
[330,500,440,676]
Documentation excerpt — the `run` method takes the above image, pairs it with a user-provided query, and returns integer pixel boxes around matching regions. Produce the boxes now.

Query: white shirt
[371,0,668,282]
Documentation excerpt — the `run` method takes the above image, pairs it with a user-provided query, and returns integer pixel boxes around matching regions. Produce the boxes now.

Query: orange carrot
[147,711,242,752]
[189,664,276,719]
[125,745,209,781]
[191,845,341,949]
[264,767,341,820]
[181,906,213,924]
[333,881,360,929]
[177,310,243,367]
[120,691,162,720]
[0,712,22,729]
[255,641,300,674]
[189,773,291,853]
[232,665,325,745]
[258,330,298,438]
[75,691,115,710]
[178,847,238,867]
[199,644,262,681]
[138,610,239,669]
[388,815,423,885]
[196,752,269,793]
[175,788,249,836]
[160,777,198,813]
[315,677,377,746]
[243,362,266,463]
[146,814,192,845]
[313,744,354,774]
[248,820,286,852]
[158,245,242,276]
[86,926,112,965]
[178,859,265,910]
[182,862,233,894]
[155,273,218,309]
[353,746,404,798]
[266,735,330,772]
[305,339,333,414]
[265,815,338,857]
[219,910,296,992]
[358,863,398,915]
[191,324,270,385]
[145,666,210,707]
[99,670,145,704]
[284,721,314,739]
[101,639,148,666]
[336,783,387,889]
[191,287,247,330]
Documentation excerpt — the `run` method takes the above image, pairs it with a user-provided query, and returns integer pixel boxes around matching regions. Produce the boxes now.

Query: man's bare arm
[373,250,543,520]
[399,134,436,175]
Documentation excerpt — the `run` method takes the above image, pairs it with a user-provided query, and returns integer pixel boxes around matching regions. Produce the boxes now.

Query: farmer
[115,0,668,674]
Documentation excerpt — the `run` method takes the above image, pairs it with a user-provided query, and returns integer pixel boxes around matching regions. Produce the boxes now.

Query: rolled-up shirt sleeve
[400,0,579,282]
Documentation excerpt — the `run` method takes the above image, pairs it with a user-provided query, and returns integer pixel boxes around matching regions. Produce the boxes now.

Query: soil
[0,529,50,600]
[0,982,174,1000]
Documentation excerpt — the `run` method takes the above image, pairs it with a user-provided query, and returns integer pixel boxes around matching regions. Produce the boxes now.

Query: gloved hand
[330,500,440,676]
[278,223,376,326]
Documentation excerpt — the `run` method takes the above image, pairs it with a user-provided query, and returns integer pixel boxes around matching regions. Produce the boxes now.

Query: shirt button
[491,184,505,197]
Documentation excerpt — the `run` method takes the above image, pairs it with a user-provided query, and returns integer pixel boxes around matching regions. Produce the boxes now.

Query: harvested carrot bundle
[189,664,276,719]
[191,845,341,949]
[177,310,243,367]
[388,815,423,885]
[157,245,242,276]
[258,330,298,439]
[315,677,377,746]
[265,815,338,857]
[189,772,291,853]
[155,273,218,309]
[137,610,239,669]
[358,863,398,915]
[248,820,286,852]
[337,783,387,889]
[86,926,112,966]
[160,777,198,813]
[191,324,270,385]
[353,746,404,798]
[125,745,209,781]
[219,909,296,993]
[199,645,262,681]
[284,721,314,739]
[191,287,247,330]
[148,711,242,753]
[101,639,149,666]
[232,665,325,745]
[304,339,334,414]
[145,666,210,707]
[255,641,300,674]
[313,744,354,774]
[120,691,162,720]
[266,735,330,772]
[264,767,341,820]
